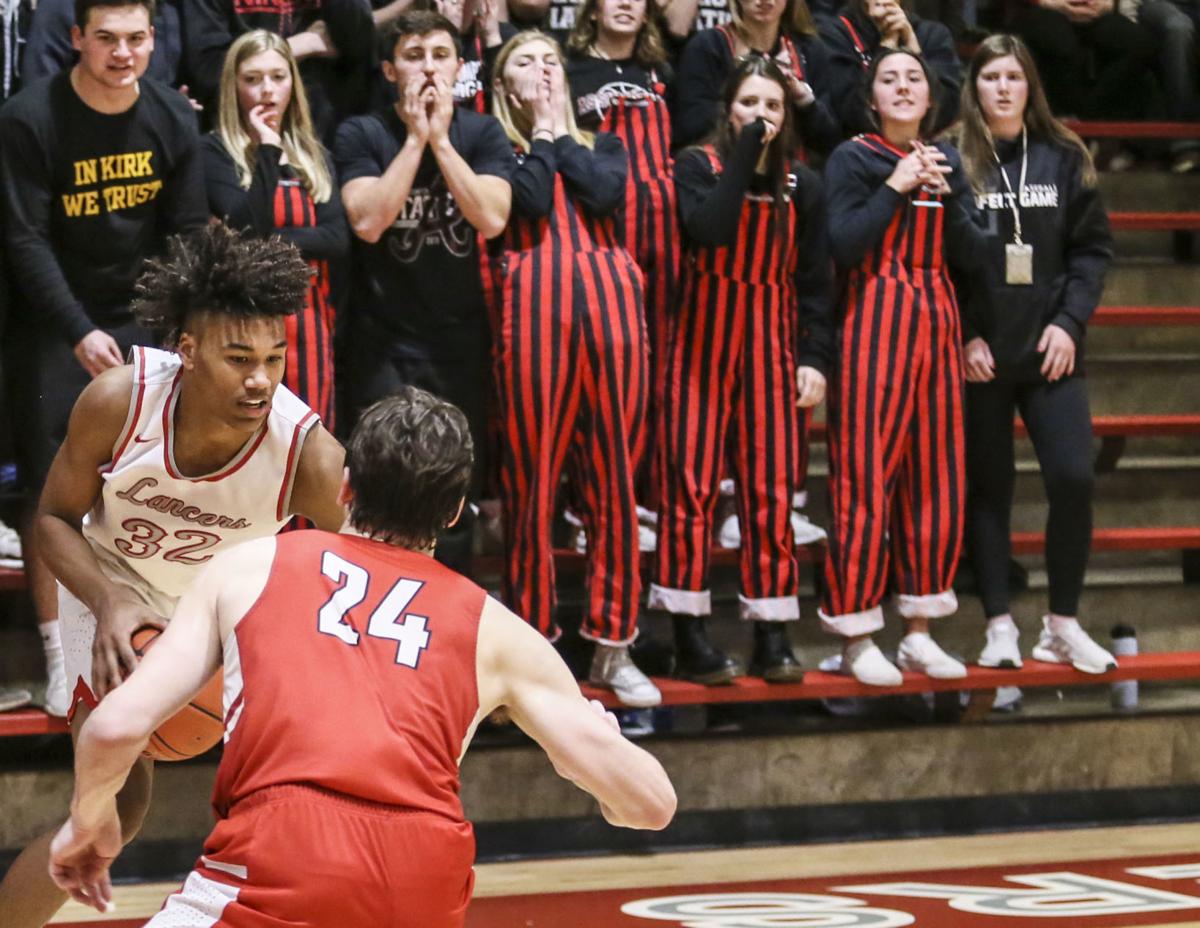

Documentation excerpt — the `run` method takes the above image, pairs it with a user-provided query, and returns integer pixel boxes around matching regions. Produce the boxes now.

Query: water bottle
[1110,624,1138,711]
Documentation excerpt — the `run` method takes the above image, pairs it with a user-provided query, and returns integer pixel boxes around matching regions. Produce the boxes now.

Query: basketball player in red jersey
[49,386,677,925]
[0,223,347,928]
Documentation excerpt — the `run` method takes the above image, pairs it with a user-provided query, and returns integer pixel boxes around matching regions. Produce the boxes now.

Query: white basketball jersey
[82,347,319,614]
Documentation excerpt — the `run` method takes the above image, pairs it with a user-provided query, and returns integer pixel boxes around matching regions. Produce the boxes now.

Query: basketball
[130,626,224,762]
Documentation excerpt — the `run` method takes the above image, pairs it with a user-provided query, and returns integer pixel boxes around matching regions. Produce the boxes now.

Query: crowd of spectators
[0,0,1195,714]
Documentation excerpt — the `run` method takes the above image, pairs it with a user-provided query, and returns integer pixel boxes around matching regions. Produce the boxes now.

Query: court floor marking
[48,822,1200,924]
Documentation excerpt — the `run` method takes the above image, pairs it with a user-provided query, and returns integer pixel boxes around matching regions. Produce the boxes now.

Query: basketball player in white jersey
[0,223,347,928]
[49,387,675,924]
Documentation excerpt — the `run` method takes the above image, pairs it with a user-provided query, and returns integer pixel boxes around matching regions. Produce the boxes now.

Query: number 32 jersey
[82,346,318,614]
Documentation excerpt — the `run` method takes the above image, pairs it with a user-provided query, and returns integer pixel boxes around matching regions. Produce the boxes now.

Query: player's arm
[36,366,163,696]
[51,541,273,912]
[476,598,676,830]
[288,423,347,531]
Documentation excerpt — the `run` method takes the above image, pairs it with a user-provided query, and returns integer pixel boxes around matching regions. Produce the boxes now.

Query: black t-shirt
[333,106,513,346]
[0,72,206,343]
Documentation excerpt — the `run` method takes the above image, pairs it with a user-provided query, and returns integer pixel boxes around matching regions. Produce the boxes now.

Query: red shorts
[150,784,476,927]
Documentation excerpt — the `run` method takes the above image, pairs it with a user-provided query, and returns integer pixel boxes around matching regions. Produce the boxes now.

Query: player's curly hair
[346,387,475,551]
[132,222,310,347]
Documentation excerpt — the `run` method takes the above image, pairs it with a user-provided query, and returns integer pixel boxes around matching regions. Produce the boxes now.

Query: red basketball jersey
[212,531,486,821]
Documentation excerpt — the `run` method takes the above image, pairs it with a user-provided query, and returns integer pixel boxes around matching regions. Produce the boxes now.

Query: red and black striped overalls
[650,148,802,622]
[717,24,813,499]
[584,68,679,493]
[274,173,336,430]
[820,133,966,634]
[494,164,648,644]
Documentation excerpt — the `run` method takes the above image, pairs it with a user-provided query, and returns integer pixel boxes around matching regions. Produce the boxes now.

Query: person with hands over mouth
[203,30,349,430]
[650,55,834,686]
[950,35,1117,676]
[0,222,347,928]
[819,48,984,687]
[334,10,513,577]
[821,0,961,135]
[489,31,660,709]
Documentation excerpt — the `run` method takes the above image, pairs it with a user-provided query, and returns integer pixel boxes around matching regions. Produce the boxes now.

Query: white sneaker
[0,687,32,712]
[1031,617,1117,674]
[638,523,657,552]
[843,638,903,687]
[790,511,827,544]
[898,632,967,679]
[978,617,1022,669]
[0,521,22,561]
[589,645,662,708]
[717,512,741,549]
[636,506,658,527]
[44,660,70,718]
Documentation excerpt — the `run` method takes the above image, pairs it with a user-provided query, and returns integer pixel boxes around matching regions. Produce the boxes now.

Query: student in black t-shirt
[0,0,205,736]
[204,30,349,428]
[333,10,512,575]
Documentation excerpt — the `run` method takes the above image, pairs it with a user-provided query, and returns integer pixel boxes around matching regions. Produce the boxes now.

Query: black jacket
[956,135,1112,380]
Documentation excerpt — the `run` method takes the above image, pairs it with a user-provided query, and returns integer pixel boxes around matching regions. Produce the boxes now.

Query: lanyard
[992,126,1028,245]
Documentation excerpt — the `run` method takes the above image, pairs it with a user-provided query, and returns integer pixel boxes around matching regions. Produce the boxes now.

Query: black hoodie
[956,135,1112,381]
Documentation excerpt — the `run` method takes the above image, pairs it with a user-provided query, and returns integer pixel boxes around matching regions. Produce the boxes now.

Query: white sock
[988,614,1018,632]
[791,491,807,510]
[40,620,64,670]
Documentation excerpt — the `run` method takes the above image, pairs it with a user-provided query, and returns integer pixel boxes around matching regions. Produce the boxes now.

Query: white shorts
[60,584,99,721]
[59,580,175,721]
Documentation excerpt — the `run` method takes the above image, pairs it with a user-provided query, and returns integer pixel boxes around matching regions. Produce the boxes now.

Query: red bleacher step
[580,652,1200,708]
[1108,212,1200,231]
[1063,120,1200,140]
[5,653,1199,733]
[0,709,67,737]
[807,413,1200,443]
[1093,306,1200,326]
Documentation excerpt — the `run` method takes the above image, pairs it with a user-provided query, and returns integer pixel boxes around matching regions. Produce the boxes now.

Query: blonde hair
[730,0,817,43]
[215,30,332,204]
[953,34,1095,194]
[491,31,595,152]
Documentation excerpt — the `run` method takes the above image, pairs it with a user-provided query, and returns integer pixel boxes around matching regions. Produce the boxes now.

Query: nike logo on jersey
[133,434,153,443]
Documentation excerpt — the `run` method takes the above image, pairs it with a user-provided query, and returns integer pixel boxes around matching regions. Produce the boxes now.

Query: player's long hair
[706,54,797,210]
[215,30,333,204]
[565,0,669,69]
[953,34,1095,194]
[492,32,595,152]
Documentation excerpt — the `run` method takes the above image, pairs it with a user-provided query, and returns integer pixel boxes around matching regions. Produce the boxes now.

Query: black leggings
[966,376,1094,618]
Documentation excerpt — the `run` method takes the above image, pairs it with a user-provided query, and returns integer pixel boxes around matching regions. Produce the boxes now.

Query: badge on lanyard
[996,127,1033,286]
[1006,242,1033,285]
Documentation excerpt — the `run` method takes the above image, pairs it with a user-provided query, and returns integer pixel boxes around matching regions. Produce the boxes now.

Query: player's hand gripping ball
[130,626,224,761]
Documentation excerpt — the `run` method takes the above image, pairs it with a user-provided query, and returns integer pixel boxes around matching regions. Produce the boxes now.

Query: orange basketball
[131,626,224,762]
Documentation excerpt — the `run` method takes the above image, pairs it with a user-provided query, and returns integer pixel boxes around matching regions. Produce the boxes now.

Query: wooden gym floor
[48,822,1200,926]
